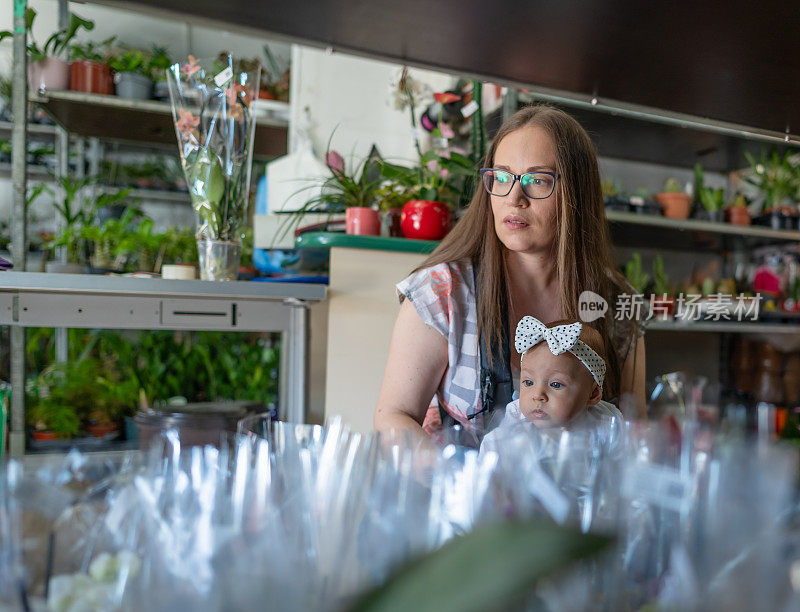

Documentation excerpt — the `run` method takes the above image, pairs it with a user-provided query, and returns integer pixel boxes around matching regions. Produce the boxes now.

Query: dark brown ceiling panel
[92,0,800,136]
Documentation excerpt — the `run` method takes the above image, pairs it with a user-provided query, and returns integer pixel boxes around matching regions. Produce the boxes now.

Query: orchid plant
[167,54,260,244]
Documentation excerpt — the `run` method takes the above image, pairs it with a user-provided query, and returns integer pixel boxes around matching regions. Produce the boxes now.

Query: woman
[374,105,646,435]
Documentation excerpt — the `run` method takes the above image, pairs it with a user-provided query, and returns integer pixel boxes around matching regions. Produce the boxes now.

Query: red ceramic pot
[345,207,381,235]
[32,430,61,441]
[401,200,451,240]
[70,60,114,95]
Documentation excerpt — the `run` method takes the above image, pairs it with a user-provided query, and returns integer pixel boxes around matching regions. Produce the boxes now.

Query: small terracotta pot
[727,207,751,226]
[32,430,61,441]
[655,192,691,219]
[28,57,69,93]
[345,207,381,235]
[258,89,276,100]
[87,423,119,438]
[70,60,114,95]
[401,200,452,240]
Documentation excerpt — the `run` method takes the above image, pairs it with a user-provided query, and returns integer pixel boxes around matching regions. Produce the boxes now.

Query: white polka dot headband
[514,316,606,389]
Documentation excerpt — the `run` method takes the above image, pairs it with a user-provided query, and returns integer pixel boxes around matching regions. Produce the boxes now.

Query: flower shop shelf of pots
[295,232,439,254]
[0,271,326,424]
[605,209,800,251]
[31,90,288,159]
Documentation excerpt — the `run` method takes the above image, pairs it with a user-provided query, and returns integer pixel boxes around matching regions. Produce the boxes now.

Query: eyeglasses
[479,168,560,200]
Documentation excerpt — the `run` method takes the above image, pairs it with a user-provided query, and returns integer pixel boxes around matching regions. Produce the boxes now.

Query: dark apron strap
[439,261,514,429]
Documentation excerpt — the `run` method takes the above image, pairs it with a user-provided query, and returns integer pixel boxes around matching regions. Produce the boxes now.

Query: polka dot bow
[514,316,606,388]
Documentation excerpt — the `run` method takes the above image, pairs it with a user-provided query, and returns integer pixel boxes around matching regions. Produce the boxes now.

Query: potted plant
[655,178,692,219]
[698,186,725,223]
[745,150,799,230]
[116,217,168,273]
[109,47,153,100]
[259,44,290,102]
[287,147,383,236]
[651,255,674,318]
[625,253,650,295]
[602,178,630,212]
[727,194,751,226]
[28,398,82,440]
[44,175,97,272]
[149,46,173,101]
[0,9,93,93]
[80,204,138,272]
[68,37,115,95]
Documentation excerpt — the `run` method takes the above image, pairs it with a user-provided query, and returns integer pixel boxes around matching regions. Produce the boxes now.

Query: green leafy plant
[161,225,197,265]
[663,178,683,193]
[260,44,290,101]
[347,521,611,612]
[699,187,725,212]
[68,36,115,63]
[80,205,140,269]
[148,45,173,82]
[744,150,799,211]
[731,194,748,208]
[0,9,94,63]
[108,48,150,76]
[46,175,95,263]
[625,253,650,294]
[116,217,167,272]
[652,255,671,296]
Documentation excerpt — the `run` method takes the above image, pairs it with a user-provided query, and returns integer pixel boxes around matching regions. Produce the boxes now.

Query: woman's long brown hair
[415,104,631,398]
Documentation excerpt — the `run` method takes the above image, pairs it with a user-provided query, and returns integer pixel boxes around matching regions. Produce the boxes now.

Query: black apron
[438,263,514,431]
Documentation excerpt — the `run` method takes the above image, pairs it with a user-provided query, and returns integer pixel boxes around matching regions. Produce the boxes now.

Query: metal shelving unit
[0,272,326,454]
[32,90,288,159]
[606,210,800,251]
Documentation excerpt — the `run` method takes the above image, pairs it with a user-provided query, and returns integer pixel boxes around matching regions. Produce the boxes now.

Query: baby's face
[519,343,600,428]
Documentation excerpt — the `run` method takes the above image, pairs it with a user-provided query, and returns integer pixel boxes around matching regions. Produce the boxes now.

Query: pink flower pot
[345,207,380,236]
[28,57,69,93]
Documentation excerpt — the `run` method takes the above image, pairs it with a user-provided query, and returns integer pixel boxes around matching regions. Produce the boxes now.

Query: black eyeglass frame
[479,167,561,200]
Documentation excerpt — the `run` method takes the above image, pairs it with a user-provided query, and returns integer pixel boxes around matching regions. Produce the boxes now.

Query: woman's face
[490,126,559,256]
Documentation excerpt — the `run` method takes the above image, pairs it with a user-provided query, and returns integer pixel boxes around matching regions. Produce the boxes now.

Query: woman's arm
[620,336,647,419]
[374,299,449,436]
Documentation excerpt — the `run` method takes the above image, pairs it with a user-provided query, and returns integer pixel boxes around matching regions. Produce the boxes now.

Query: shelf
[102,186,191,203]
[0,163,52,179]
[606,210,800,252]
[646,320,800,335]
[31,90,288,159]
[0,120,56,142]
[499,100,793,173]
[0,271,325,332]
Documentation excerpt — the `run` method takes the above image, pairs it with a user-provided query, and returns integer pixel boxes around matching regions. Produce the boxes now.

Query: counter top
[295,232,439,253]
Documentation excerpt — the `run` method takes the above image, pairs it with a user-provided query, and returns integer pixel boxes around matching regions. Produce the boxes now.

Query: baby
[483,316,622,447]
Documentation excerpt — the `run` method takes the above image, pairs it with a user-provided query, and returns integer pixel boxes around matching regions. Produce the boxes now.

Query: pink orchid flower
[181,55,200,77]
[326,150,345,175]
[433,92,461,104]
[426,159,439,173]
[175,108,200,135]
[438,122,455,139]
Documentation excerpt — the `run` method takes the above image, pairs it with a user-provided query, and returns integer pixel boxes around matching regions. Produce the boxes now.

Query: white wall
[289,45,456,163]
